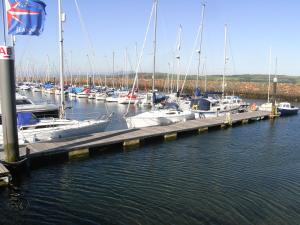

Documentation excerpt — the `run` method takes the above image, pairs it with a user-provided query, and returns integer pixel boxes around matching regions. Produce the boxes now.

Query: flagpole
[1,0,7,45]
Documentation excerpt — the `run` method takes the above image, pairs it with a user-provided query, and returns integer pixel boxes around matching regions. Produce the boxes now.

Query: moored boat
[277,102,298,116]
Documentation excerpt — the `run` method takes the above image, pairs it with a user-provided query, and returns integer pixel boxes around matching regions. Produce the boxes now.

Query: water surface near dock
[0,92,299,225]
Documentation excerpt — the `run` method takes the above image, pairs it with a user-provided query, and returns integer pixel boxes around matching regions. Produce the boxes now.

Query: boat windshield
[163,102,179,110]
[16,99,32,105]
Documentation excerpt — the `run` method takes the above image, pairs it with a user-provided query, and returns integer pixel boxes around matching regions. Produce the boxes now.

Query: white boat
[76,89,90,98]
[105,94,119,102]
[126,103,195,128]
[137,92,153,106]
[95,92,107,101]
[258,102,273,112]
[221,95,245,111]
[19,84,31,91]
[118,93,139,104]
[44,88,55,94]
[88,93,96,99]
[0,112,112,148]
[32,86,42,92]
[68,92,77,98]
[191,97,233,119]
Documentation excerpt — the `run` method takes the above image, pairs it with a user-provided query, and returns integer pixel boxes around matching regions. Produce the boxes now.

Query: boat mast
[176,24,182,93]
[267,47,272,103]
[152,0,158,96]
[222,24,228,99]
[58,0,65,118]
[112,51,115,89]
[196,3,205,89]
[135,42,139,90]
[125,48,128,89]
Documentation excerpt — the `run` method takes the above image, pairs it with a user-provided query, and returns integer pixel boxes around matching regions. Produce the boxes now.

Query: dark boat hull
[278,108,298,116]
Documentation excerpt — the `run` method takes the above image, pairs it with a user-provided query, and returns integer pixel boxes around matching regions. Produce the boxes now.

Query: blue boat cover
[194,87,201,97]
[17,112,39,126]
[44,83,53,89]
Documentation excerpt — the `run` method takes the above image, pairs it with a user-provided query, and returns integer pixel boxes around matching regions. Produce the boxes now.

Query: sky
[2,0,300,76]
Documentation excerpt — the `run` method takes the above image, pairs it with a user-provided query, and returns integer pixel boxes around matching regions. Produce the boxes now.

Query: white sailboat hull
[0,118,111,149]
[126,110,195,128]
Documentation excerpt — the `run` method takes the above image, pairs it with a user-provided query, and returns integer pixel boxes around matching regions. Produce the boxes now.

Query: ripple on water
[0,108,300,224]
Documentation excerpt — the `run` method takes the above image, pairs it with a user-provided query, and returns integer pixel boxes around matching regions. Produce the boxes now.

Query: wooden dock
[0,162,11,186]
[14,111,270,164]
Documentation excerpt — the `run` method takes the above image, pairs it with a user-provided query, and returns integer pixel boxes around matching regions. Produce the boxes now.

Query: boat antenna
[58,0,65,119]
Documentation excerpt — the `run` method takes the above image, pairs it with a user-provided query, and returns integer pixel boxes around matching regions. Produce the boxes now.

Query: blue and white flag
[5,0,46,36]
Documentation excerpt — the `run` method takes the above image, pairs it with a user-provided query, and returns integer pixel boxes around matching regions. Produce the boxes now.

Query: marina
[0,0,300,224]
[13,110,269,164]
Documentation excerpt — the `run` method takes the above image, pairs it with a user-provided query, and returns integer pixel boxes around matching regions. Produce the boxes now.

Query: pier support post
[0,46,19,163]
[123,139,140,148]
[271,77,278,117]
[164,132,177,141]
[241,119,249,124]
[68,148,90,160]
[198,127,208,133]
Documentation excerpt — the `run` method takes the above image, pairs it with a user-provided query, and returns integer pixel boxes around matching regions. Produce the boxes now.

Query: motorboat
[277,102,298,116]
[221,95,246,111]
[0,94,59,124]
[191,97,234,119]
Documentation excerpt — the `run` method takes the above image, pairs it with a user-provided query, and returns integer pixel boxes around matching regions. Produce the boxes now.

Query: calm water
[0,92,300,225]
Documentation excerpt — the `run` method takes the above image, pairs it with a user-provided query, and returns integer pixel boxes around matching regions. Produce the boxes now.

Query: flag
[5,0,46,36]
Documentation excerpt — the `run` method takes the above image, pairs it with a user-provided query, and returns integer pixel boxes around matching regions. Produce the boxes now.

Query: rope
[180,6,204,95]
[124,2,155,116]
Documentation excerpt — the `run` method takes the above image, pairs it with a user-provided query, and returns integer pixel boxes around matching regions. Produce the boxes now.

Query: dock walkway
[20,111,269,161]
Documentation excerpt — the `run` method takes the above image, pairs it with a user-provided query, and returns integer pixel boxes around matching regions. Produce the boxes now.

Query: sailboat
[125,0,194,128]
[259,48,274,112]
[220,24,246,111]
[0,0,112,149]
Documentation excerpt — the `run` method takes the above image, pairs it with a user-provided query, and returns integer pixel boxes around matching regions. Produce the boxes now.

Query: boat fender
[250,103,257,111]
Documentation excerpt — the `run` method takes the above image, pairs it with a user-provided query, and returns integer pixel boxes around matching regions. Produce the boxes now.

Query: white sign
[0,46,14,60]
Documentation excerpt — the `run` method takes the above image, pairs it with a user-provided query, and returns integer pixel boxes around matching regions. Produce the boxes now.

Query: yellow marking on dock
[123,139,140,147]
[68,148,89,160]
[198,127,208,133]
[164,132,177,141]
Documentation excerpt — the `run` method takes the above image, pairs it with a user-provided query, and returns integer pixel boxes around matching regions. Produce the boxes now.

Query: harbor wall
[18,75,300,102]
